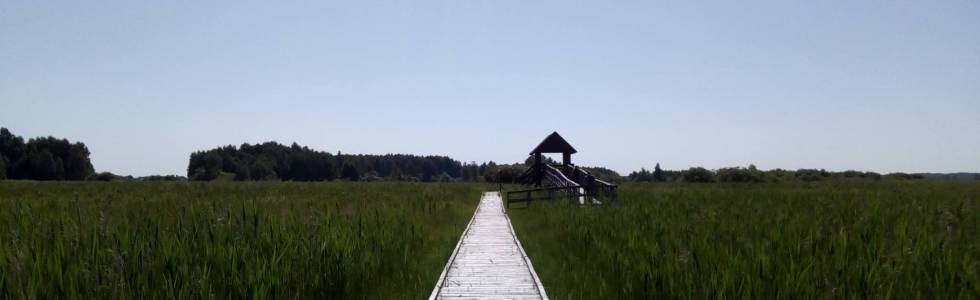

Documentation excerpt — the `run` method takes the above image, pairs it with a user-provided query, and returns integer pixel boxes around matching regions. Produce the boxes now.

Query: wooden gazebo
[530,131,577,166]
[507,132,617,207]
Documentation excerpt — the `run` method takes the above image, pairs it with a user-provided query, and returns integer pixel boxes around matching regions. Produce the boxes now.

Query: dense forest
[0,128,94,180]
[187,141,628,182]
[189,142,472,182]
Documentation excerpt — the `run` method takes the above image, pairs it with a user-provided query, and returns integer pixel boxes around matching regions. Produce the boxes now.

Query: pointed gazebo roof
[529,131,577,155]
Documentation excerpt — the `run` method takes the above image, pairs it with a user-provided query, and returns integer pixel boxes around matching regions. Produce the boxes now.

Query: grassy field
[509,181,980,299]
[4,180,977,299]
[0,181,483,299]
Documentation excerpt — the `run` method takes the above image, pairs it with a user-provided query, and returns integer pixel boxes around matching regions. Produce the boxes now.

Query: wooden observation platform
[506,132,618,207]
[430,133,613,298]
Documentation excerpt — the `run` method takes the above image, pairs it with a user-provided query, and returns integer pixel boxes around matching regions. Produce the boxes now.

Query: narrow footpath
[429,192,549,300]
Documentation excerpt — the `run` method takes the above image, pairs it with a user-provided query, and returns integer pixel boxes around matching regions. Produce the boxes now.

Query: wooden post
[562,152,571,165]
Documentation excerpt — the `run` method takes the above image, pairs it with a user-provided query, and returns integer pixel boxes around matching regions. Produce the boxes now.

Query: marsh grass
[509,181,979,299]
[0,181,482,299]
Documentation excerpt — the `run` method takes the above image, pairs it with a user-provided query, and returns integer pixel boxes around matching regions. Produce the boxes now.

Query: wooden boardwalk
[429,192,549,300]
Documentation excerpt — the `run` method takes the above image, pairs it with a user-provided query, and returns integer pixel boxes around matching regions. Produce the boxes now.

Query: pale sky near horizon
[2,1,978,176]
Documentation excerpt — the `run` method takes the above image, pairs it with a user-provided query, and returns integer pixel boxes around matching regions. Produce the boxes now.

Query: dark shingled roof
[529,131,577,155]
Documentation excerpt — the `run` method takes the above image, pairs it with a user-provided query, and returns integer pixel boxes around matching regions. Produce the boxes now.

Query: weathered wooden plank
[429,192,548,300]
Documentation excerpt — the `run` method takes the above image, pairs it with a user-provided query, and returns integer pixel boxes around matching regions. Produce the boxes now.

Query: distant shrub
[717,165,764,183]
[795,169,826,182]
[682,167,715,183]
[91,172,114,181]
[89,172,135,182]
[759,168,790,182]
[886,173,925,180]
[139,175,187,181]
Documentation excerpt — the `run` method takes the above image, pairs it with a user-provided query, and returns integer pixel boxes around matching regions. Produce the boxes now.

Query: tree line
[2,127,969,183]
[0,128,94,180]
[628,163,929,183]
[187,142,469,182]
[186,142,626,183]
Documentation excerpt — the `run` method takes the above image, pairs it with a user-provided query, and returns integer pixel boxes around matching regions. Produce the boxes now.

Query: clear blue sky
[2,1,978,176]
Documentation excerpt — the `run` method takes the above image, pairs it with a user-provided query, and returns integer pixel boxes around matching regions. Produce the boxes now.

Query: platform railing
[506,163,618,207]
[505,186,584,208]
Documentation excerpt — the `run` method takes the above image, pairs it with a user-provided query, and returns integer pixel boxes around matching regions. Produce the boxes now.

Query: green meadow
[509,181,980,299]
[2,180,977,299]
[0,181,482,299]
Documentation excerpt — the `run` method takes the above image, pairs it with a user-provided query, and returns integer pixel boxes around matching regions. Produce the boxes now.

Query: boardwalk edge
[503,194,550,300]
[427,191,482,300]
